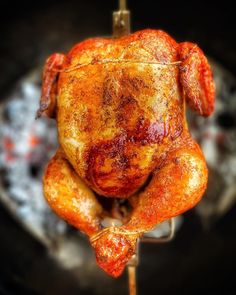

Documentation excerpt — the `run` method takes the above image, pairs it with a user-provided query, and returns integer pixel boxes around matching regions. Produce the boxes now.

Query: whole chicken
[38,29,215,277]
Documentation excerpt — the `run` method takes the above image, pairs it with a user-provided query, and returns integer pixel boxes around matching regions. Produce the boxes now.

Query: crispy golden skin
[38,29,215,277]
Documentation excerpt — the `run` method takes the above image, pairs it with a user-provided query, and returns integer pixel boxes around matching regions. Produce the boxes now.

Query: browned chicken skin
[38,29,215,277]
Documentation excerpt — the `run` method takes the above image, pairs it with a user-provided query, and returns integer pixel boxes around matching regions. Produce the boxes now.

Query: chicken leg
[43,149,102,236]
[92,136,208,277]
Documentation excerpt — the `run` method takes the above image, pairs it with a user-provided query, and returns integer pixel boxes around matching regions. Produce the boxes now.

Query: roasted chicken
[38,29,215,277]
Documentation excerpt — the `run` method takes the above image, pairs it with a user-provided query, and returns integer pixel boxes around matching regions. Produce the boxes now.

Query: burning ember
[0,70,67,243]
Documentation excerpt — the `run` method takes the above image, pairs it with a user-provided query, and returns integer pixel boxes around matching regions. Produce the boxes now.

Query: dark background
[1,0,236,97]
[0,0,236,294]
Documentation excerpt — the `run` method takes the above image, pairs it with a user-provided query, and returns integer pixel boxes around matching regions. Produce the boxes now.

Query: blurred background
[0,0,236,294]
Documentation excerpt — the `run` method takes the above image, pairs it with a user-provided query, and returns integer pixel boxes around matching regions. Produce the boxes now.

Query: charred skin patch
[79,64,182,197]
[129,116,168,144]
[84,117,170,198]
[85,134,152,197]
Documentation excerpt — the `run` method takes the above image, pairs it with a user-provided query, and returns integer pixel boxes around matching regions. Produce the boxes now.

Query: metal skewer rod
[119,0,127,10]
[113,0,130,38]
[126,218,176,295]
[142,218,175,243]
[127,244,139,295]
[111,3,176,295]
[128,265,137,295]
